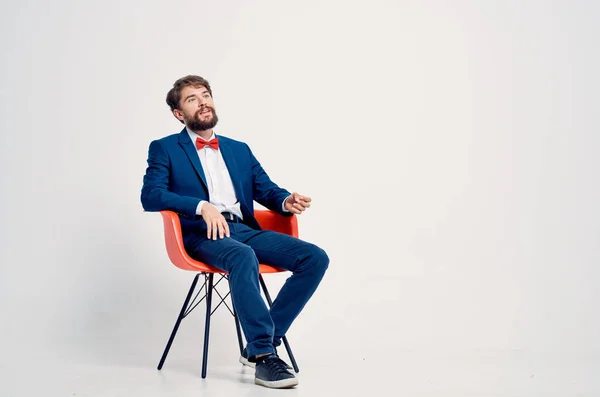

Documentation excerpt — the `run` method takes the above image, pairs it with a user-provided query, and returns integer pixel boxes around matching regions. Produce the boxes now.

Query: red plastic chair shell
[159,210,299,274]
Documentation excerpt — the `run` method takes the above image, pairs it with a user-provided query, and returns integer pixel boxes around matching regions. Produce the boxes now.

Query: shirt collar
[186,127,215,144]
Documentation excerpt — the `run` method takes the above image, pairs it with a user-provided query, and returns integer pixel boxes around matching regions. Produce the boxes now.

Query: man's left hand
[284,192,312,214]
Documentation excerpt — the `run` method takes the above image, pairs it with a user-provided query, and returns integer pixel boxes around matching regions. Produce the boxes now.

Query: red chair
[156,210,300,378]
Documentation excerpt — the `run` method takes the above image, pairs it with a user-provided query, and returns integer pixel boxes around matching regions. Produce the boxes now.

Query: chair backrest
[159,210,297,273]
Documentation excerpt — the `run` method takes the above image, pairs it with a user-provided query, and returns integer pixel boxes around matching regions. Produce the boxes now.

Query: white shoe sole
[239,356,256,368]
[255,376,299,389]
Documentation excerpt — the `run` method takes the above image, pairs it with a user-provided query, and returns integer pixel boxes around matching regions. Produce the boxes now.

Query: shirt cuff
[282,195,291,212]
[196,200,207,216]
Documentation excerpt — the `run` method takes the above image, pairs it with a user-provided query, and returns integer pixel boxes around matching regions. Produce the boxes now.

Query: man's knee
[307,245,329,275]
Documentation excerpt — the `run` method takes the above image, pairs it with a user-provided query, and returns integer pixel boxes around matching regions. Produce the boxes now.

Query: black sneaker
[255,354,298,389]
[239,347,293,370]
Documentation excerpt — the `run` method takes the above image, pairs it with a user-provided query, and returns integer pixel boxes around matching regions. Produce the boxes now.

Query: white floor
[1,273,598,397]
[2,342,598,397]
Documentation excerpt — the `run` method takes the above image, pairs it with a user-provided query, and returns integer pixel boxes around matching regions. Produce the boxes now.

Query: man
[141,75,329,389]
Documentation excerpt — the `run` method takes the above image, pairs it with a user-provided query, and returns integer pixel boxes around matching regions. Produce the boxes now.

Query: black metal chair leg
[281,335,299,373]
[201,273,214,379]
[158,273,200,370]
[258,275,300,373]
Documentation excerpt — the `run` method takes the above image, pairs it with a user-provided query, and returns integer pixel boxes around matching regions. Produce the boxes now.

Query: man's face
[174,85,218,131]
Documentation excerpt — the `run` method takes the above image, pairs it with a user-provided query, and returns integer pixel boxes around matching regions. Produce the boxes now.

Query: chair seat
[159,210,290,274]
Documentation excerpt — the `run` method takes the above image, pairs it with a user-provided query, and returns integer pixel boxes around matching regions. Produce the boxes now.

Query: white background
[1,0,599,396]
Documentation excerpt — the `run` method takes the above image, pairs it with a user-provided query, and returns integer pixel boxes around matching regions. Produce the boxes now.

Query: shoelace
[260,355,292,376]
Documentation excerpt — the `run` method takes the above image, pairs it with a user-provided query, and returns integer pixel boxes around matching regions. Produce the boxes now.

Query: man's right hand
[201,203,230,240]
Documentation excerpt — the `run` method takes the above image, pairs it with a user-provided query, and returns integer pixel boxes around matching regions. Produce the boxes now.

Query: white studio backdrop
[1,0,599,394]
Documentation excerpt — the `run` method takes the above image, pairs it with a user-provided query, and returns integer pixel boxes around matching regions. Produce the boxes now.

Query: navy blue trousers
[187,220,329,358]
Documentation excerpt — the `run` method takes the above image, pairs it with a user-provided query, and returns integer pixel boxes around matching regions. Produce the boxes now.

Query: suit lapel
[178,129,208,189]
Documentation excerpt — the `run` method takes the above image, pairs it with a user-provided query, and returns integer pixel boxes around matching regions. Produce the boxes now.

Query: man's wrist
[282,195,292,212]
[196,200,207,216]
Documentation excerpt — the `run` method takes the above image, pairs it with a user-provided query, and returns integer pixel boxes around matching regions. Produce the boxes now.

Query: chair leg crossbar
[157,273,299,378]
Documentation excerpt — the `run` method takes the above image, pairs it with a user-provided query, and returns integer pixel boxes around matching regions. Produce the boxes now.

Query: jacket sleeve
[141,140,200,218]
[249,145,292,215]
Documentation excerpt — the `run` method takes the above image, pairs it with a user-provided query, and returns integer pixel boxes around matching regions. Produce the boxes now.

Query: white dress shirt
[188,129,245,219]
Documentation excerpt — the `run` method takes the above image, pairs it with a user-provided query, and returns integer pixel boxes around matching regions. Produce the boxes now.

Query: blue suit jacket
[141,128,291,246]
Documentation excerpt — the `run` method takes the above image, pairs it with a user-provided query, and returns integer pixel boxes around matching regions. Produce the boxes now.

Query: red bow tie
[196,137,219,151]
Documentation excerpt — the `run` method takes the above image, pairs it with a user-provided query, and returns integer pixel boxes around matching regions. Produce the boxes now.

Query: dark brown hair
[166,75,213,113]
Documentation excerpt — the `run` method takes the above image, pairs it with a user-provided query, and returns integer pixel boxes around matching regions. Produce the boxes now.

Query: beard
[186,107,219,131]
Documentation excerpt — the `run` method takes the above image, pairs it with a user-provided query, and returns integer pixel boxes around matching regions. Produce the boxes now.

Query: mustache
[196,107,215,115]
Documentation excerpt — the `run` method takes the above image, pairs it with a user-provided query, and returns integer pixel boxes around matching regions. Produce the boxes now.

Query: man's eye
[188,98,196,102]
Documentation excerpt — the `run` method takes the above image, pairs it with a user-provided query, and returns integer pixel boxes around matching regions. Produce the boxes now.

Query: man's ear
[173,109,184,122]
